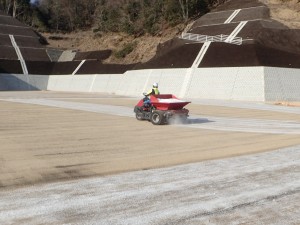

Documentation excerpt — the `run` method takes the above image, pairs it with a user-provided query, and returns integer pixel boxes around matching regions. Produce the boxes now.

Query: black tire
[134,106,144,121]
[136,112,144,120]
[150,111,165,125]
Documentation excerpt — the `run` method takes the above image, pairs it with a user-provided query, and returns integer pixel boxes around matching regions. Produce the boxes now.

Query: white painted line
[72,60,86,75]
[224,9,241,24]
[2,98,300,134]
[0,33,37,38]
[184,114,300,134]
[204,5,266,15]
[190,19,272,30]
[9,34,28,75]
[191,41,211,68]
[185,99,300,115]
[225,21,248,43]
[0,23,32,29]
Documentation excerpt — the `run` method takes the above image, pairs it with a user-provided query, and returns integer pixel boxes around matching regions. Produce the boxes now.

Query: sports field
[0,91,299,224]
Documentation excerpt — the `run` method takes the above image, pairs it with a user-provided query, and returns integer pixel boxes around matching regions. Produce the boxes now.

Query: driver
[145,82,160,97]
[143,82,160,107]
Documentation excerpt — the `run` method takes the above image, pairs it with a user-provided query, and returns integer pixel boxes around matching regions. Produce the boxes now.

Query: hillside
[260,0,300,28]
[42,25,185,64]
[42,0,300,64]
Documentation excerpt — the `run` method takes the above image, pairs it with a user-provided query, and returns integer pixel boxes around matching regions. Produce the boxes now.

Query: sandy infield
[0,91,299,224]
[0,91,300,188]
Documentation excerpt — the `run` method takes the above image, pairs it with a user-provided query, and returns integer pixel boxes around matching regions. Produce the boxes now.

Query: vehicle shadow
[169,117,213,125]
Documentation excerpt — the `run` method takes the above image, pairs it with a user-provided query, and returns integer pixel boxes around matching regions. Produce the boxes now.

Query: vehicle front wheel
[136,112,144,120]
[150,111,165,125]
[134,106,144,121]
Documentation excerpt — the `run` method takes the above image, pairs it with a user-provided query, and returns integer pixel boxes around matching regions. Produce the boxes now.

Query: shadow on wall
[0,59,138,75]
[0,74,41,91]
[0,60,23,74]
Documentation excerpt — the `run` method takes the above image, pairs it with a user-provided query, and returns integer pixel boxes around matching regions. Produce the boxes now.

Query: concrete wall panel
[113,69,186,97]
[115,70,149,96]
[230,67,264,101]
[155,69,186,95]
[3,66,299,103]
[264,67,300,102]
[186,67,264,101]
[0,74,26,90]
[88,74,110,92]
[0,74,48,90]
[47,75,73,91]
[0,74,9,90]
[187,68,236,99]
[90,74,123,94]
[67,75,94,92]
[27,75,49,90]
[48,74,124,94]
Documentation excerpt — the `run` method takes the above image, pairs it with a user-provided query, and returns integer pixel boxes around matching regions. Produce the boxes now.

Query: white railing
[180,33,242,45]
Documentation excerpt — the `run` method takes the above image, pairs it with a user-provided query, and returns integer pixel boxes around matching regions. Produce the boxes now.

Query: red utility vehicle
[134,94,191,125]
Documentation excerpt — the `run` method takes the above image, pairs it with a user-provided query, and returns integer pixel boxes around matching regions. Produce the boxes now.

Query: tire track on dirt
[3,98,300,134]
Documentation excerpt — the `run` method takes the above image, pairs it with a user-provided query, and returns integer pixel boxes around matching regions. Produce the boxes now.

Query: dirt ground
[259,0,300,28]
[0,91,299,224]
[0,91,300,189]
[42,26,183,64]
[1,0,300,222]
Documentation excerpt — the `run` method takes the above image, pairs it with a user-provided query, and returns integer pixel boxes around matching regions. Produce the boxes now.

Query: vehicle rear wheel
[151,111,164,125]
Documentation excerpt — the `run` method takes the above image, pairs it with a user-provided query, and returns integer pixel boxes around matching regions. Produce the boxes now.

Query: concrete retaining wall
[0,74,48,91]
[115,69,188,97]
[47,74,123,93]
[1,66,300,102]
[264,67,300,102]
[46,67,265,101]
[185,67,265,101]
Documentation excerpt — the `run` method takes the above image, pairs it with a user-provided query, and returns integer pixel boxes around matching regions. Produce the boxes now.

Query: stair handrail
[181,33,242,45]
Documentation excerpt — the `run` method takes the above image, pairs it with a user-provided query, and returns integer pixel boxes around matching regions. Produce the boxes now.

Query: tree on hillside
[178,0,189,22]
[178,0,209,23]
[1,0,215,34]
[206,0,227,7]
[0,0,31,20]
[0,0,15,15]
[33,0,100,32]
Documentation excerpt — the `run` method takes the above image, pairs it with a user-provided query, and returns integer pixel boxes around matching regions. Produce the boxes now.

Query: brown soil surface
[0,91,300,189]
[259,0,300,28]
[274,102,300,107]
[42,25,185,64]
